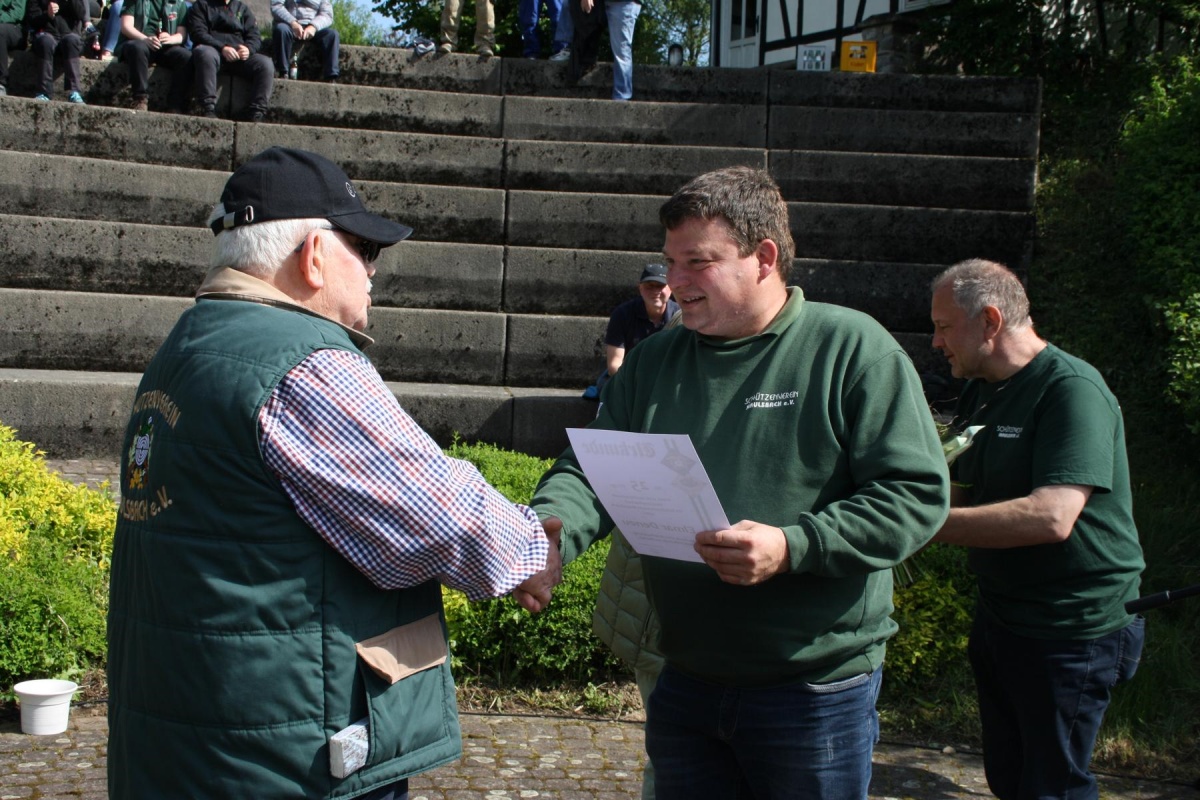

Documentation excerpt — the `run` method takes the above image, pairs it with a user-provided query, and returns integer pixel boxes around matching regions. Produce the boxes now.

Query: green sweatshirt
[533,288,949,686]
[1,0,26,26]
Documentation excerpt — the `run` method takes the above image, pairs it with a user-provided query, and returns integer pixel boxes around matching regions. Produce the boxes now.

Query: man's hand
[291,20,303,37]
[580,0,593,13]
[302,24,315,40]
[48,1,59,15]
[236,44,250,59]
[695,520,790,586]
[221,44,239,61]
[512,517,563,613]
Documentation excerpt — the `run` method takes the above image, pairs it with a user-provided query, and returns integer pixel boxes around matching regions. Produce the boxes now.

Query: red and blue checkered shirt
[259,348,549,600]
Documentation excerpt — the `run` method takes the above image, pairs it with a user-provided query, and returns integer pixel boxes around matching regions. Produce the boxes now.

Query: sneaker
[581,385,600,400]
[249,110,266,122]
[68,91,85,104]
[324,74,340,84]
[436,43,452,55]
[0,85,6,96]
[201,104,217,118]
[131,95,149,112]
[477,48,493,58]
[99,51,114,62]
[549,47,571,62]
[34,93,50,101]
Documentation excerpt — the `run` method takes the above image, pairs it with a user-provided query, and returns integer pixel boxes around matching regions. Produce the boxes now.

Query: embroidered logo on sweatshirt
[996,425,1023,439]
[744,390,798,410]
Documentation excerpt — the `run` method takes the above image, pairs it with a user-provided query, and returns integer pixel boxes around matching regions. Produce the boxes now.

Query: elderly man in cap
[584,262,680,399]
[106,146,559,800]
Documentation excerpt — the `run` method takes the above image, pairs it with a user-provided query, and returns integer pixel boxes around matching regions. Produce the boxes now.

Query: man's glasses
[293,225,381,264]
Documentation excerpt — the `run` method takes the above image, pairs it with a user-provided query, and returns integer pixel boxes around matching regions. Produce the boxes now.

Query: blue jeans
[518,0,564,56]
[101,0,122,54]
[553,0,573,47]
[646,666,881,799]
[968,611,1145,800]
[604,0,639,100]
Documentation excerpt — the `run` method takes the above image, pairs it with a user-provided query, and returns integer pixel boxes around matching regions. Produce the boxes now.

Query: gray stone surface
[0,370,137,459]
[769,106,1041,158]
[503,96,767,147]
[506,140,765,195]
[506,314,607,388]
[507,191,666,252]
[2,705,1195,800]
[366,307,507,385]
[503,246,662,317]
[767,70,1042,113]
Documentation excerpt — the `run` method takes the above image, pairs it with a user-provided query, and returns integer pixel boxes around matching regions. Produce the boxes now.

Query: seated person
[270,0,338,81]
[118,0,192,112]
[26,0,88,103]
[97,0,122,60]
[584,263,680,399]
[188,0,272,120]
[0,0,26,97]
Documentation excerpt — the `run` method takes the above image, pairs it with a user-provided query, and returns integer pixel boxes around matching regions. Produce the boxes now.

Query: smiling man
[525,166,949,799]
[931,259,1145,800]
[107,147,556,800]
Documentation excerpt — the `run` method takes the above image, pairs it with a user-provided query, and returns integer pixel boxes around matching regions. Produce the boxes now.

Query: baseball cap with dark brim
[640,263,668,284]
[209,146,414,246]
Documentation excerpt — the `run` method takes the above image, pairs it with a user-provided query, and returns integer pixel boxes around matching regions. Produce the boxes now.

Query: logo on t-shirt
[996,425,1023,439]
[744,390,798,410]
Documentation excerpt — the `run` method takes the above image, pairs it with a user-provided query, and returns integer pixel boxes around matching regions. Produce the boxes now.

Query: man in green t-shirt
[118,0,192,112]
[931,259,1146,800]
[522,167,949,799]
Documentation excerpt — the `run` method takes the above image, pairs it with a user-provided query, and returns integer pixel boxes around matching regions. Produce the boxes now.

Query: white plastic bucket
[13,679,78,735]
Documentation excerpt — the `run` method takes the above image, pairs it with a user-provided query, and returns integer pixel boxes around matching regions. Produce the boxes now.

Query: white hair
[207,207,330,278]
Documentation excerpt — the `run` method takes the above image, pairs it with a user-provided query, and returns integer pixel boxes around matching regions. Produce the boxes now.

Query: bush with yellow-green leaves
[0,424,116,697]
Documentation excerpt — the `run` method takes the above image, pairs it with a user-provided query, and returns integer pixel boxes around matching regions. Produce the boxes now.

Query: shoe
[68,91,85,104]
[0,85,7,96]
[34,93,50,101]
[436,43,452,54]
[131,95,149,112]
[524,54,538,60]
[201,104,217,118]
[477,48,493,58]
[324,74,340,84]
[99,51,114,62]
[249,110,265,122]
[549,47,571,62]
[582,385,600,400]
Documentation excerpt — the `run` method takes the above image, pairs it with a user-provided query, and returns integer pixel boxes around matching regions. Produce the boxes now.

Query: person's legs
[604,0,639,100]
[970,611,1145,800]
[569,0,604,82]
[0,23,22,92]
[545,0,564,53]
[550,0,572,57]
[31,32,58,97]
[314,27,339,78]
[58,33,84,95]
[968,612,1023,800]
[517,0,539,57]
[241,53,274,117]
[100,0,123,55]
[156,45,193,111]
[123,38,153,98]
[439,0,463,50]
[634,665,660,800]
[191,44,220,113]
[472,0,494,53]
[272,21,295,76]
[647,665,879,800]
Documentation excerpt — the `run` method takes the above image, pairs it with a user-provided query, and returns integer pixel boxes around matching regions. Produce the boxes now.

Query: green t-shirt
[951,344,1144,639]
[120,0,187,39]
[533,288,950,686]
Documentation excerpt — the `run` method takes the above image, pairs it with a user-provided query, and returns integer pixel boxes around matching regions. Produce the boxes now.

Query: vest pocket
[354,614,454,769]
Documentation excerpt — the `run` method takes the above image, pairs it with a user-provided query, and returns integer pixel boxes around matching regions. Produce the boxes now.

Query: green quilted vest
[107,298,462,799]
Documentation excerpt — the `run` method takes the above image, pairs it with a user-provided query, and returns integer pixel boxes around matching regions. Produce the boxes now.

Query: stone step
[0,215,946,331]
[0,367,594,460]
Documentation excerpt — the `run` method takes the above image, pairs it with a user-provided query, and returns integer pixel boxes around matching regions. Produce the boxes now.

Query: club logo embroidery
[127,417,153,491]
[345,181,357,198]
[744,390,799,410]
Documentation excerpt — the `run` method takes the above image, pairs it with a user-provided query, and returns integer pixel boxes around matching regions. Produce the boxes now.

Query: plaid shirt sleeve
[259,348,549,600]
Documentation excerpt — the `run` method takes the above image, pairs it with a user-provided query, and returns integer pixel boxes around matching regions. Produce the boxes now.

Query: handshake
[512,516,564,614]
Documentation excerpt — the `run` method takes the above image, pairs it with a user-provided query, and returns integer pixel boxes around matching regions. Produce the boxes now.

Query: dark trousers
[568,0,605,82]
[192,44,273,116]
[123,40,193,109]
[968,611,1145,800]
[272,22,339,79]
[0,23,23,89]
[359,779,408,800]
[31,30,83,96]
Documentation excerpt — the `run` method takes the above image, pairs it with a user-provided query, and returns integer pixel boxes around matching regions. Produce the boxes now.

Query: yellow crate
[840,40,877,72]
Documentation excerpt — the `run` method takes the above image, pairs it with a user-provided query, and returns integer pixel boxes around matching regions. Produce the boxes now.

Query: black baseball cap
[209,147,414,247]
[640,263,668,284]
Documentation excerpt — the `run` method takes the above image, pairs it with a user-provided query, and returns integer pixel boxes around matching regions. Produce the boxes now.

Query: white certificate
[566,429,730,563]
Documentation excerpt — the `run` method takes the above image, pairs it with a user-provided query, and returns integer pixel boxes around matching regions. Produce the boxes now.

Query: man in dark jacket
[26,0,87,102]
[0,0,25,96]
[187,0,271,120]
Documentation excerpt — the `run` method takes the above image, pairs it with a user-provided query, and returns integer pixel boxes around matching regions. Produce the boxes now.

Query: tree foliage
[333,0,389,45]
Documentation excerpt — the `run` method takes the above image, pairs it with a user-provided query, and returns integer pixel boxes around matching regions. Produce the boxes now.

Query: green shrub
[442,439,627,685]
[886,544,974,693]
[0,424,116,697]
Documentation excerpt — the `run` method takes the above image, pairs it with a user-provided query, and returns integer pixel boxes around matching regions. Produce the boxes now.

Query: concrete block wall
[0,46,1040,459]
